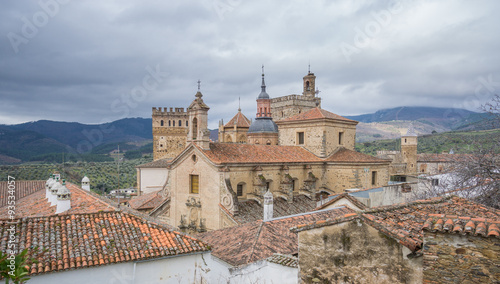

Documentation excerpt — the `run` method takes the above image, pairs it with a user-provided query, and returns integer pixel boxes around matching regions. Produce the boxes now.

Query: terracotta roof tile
[234,195,318,224]
[196,206,354,266]
[279,107,357,123]
[266,254,298,268]
[0,212,209,276]
[201,143,323,164]
[325,148,391,163]
[361,196,500,251]
[129,190,167,210]
[422,216,500,238]
[0,182,115,218]
[136,158,170,168]
[224,111,251,128]
[0,180,46,207]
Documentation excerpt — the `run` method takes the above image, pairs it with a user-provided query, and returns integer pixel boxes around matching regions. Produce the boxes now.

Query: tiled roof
[0,180,45,207]
[201,143,323,164]
[279,107,357,123]
[293,196,500,252]
[234,195,317,223]
[196,206,355,266]
[0,211,209,275]
[267,254,298,268]
[422,216,500,238]
[362,196,500,251]
[224,111,251,128]
[0,182,116,218]
[325,148,390,163]
[136,158,171,168]
[315,193,367,211]
[129,190,166,210]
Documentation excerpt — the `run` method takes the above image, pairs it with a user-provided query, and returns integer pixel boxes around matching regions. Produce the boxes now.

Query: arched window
[160,120,164,126]
[186,120,188,127]
[169,120,171,126]
[306,81,310,91]
[179,120,182,126]
[192,117,198,139]
[173,120,175,127]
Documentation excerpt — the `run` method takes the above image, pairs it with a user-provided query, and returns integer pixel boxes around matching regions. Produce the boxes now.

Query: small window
[173,120,175,127]
[371,171,377,186]
[339,132,344,145]
[186,120,188,127]
[179,120,182,126]
[169,120,171,126]
[266,182,270,190]
[297,132,304,145]
[190,175,199,194]
[237,183,244,197]
[431,179,439,186]
[160,120,164,126]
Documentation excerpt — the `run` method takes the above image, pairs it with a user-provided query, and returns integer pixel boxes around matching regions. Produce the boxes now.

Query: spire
[195,80,203,99]
[238,97,241,112]
[261,65,266,93]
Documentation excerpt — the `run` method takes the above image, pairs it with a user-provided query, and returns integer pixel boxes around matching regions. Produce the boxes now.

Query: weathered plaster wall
[298,220,422,283]
[423,232,500,283]
[137,168,168,195]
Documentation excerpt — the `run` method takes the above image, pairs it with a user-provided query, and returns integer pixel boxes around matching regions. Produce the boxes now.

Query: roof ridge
[246,221,265,264]
[362,195,454,214]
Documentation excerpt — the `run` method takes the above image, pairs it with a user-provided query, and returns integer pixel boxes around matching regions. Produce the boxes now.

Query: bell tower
[302,65,316,97]
[401,124,418,175]
[187,80,211,149]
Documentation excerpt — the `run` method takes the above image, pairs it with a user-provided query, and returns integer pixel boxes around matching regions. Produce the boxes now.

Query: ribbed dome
[248,117,278,133]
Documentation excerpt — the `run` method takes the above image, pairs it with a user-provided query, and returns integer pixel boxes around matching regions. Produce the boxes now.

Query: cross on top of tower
[197,80,201,91]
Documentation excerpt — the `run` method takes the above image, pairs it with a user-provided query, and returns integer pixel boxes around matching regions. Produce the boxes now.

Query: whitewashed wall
[139,167,168,195]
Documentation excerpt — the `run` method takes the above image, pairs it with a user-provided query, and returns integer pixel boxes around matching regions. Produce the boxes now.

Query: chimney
[56,179,71,214]
[49,176,61,206]
[45,174,55,200]
[263,189,273,221]
[81,176,90,191]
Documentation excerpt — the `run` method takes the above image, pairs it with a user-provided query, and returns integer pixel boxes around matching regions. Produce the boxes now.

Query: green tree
[0,248,36,284]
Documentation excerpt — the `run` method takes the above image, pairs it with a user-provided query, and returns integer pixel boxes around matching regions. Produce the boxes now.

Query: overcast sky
[1,0,499,128]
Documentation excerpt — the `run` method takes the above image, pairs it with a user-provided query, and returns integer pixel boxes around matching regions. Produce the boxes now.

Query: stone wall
[423,232,500,283]
[152,107,189,161]
[271,94,320,121]
[298,220,422,283]
[277,120,356,156]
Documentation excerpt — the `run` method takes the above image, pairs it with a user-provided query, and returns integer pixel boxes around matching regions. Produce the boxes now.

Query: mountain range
[0,106,495,163]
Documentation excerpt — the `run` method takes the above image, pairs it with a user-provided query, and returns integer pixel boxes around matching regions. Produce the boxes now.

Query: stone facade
[423,232,500,283]
[401,134,418,175]
[297,219,422,283]
[277,119,356,157]
[152,107,188,161]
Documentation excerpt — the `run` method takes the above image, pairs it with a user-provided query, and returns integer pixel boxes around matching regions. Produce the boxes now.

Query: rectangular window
[297,132,304,145]
[371,171,377,186]
[339,132,344,145]
[190,175,199,194]
[237,184,243,196]
[431,179,439,186]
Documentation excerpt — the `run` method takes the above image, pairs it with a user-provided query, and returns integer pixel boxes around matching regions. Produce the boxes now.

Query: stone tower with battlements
[152,107,188,161]
[271,70,321,121]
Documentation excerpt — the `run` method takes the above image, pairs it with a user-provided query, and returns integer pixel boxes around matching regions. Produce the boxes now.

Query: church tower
[302,68,316,97]
[187,81,211,150]
[401,124,418,175]
[247,67,279,145]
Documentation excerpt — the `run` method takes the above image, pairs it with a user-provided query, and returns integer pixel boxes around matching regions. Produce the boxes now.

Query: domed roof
[248,117,278,134]
[82,176,90,182]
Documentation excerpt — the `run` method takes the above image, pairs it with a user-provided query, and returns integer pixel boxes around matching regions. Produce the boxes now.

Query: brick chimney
[56,179,71,214]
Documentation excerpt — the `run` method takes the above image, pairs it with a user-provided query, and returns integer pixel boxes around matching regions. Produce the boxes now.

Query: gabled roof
[325,147,391,163]
[129,190,167,210]
[196,206,355,266]
[224,110,251,128]
[0,180,45,207]
[315,193,367,211]
[0,211,209,275]
[293,196,500,252]
[200,143,323,164]
[279,107,357,124]
[0,182,115,218]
